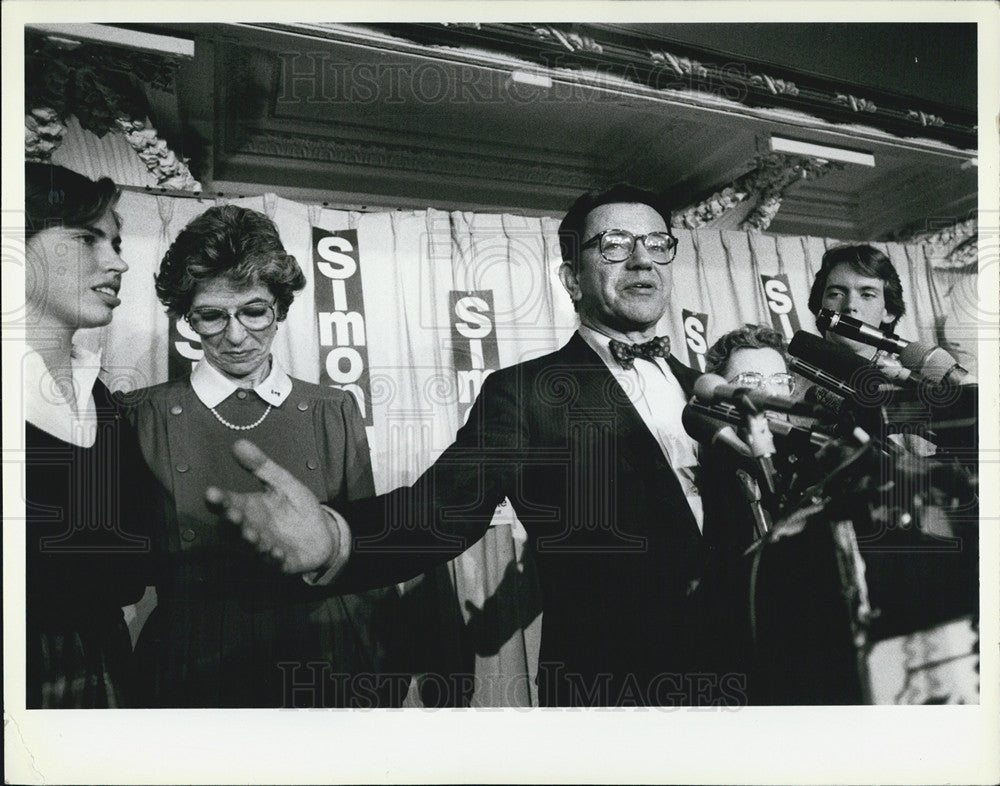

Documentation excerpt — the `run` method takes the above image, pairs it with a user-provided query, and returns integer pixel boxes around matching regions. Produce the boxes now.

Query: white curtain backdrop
[92,190,964,706]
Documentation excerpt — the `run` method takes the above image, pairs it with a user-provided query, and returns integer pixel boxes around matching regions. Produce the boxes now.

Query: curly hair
[25,163,119,241]
[155,205,306,319]
[704,324,788,375]
[807,244,905,330]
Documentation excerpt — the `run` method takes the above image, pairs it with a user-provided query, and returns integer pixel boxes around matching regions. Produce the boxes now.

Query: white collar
[190,357,292,408]
[23,344,102,447]
[578,325,620,367]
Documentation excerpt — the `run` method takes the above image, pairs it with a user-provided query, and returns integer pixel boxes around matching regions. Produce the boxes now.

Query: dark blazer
[338,332,721,706]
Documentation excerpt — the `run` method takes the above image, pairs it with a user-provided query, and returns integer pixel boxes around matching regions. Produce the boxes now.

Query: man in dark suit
[208,185,741,706]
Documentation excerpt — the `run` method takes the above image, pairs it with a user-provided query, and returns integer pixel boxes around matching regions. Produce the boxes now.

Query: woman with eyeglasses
[24,163,153,708]
[705,325,796,399]
[124,205,401,707]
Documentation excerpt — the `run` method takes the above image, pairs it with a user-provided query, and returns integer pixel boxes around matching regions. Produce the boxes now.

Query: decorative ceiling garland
[25,107,68,160]
[671,154,841,233]
[24,34,201,192]
[115,118,201,191]
[363,23,974,149]
[906,217,978,272]
[909,217,977,248]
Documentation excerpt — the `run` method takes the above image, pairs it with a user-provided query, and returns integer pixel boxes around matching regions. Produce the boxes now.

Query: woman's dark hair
[25,163,120,241]
[155,205,306,320]
[705,324,788,375]
[807,244,905,329]
[558,184,674,268]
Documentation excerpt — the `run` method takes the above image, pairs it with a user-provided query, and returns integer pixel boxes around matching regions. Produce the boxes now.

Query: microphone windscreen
[788,331,873,381]
[682,406,718,443]
[692,374,727,403]
[682,406,753,456]
[898,340,934,370]
[899,341,958,383]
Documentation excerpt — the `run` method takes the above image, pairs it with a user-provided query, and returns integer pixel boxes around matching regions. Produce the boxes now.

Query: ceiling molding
[230,128,602,190]
[259,22,977,150]
[108,22,978,239]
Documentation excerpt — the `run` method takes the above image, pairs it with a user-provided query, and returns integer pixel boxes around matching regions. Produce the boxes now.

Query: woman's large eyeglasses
[186,301,276,336]
[581,229,678,265]
[727,371,796,398]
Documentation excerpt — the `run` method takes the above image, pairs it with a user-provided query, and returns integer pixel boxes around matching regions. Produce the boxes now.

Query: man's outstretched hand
[205,439,340,574]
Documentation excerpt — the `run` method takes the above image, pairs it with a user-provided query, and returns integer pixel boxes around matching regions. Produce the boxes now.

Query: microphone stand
[829,514,876,705]
[764,438,879,704]
[732,391,779,505]
[736,469,772,540]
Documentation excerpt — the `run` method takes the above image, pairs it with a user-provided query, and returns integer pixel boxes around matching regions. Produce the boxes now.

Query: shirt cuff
[302,505,353,586]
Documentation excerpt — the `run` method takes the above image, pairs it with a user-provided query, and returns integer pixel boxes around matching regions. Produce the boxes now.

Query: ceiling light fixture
[770,135,875,167]
[509,70,553,89]
[26,23,195,58]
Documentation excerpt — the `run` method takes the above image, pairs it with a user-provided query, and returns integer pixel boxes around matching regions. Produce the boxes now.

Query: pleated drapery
[99,190,966,706]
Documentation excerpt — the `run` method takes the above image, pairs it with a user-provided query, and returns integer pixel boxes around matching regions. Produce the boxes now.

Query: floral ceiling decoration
[25,35,200,191]
[834,94,877,113]
[533,25,604,54]
[904,217,978,273]
[672,153,841,233]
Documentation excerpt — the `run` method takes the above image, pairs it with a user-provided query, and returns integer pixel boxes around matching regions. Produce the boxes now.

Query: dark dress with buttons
[123,376,403,707]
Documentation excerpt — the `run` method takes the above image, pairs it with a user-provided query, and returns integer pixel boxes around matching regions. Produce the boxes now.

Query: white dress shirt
[23,345,102,448]
[578,325,704,533]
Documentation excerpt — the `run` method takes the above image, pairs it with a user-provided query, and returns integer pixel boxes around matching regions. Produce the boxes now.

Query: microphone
[685,406,775,536]
[816,308,907,354]
[790,330,880,380]
[788,357,853,414]
[803,383,849,416]
[693,374,822,417]
[898,341,974,386]
[735,469,771,539]
[682,405,753,457]
[818,309,974,386]
[687,401,832,452]
[788,331,899,401]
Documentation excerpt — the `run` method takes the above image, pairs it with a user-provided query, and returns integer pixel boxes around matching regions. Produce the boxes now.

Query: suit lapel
[555,332,703,540]
[556,332,698,449]
[555,333,657,449]
[667,354,699,397]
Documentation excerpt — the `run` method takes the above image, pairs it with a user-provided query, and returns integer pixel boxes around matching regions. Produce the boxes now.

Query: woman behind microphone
[124,205,401,708]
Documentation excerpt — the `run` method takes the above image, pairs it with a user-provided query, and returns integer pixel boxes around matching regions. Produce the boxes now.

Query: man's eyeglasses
[727,371,796,398]
[186,301,276,336]
[581,229,678,265]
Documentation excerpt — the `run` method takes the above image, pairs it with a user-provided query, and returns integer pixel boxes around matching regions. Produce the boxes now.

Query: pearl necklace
[210,403,272,431]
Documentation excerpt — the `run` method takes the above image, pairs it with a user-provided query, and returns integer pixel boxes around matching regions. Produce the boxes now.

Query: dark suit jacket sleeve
[333,367,526,592]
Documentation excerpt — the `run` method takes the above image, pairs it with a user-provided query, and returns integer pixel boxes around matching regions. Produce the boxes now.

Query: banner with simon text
[110,191,964,707]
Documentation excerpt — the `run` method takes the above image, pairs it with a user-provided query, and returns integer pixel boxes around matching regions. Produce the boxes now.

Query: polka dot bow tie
[608,336,671,370]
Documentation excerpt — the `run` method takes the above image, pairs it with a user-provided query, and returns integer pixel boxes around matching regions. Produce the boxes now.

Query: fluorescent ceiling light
[770,136,875,167]
[509,70,553,89]
[26,23,194,58]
